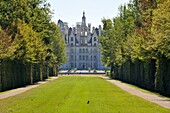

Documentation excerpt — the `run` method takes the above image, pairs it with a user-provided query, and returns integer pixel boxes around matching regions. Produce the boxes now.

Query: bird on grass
[87,101,90,104]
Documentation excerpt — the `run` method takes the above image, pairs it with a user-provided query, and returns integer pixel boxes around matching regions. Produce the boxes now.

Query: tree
[13,20,47,63]
[99,19,112,65]
[151,0,170,59]
[47,22,66,75]
[0,27,16,59]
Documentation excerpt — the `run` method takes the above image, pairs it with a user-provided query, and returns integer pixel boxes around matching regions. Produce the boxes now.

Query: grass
[0,76,170,113]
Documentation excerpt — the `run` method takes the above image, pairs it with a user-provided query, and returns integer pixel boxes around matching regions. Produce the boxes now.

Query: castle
[58,12,106,70]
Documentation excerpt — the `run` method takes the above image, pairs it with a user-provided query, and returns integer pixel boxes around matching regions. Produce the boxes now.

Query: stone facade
[58,12,105,70]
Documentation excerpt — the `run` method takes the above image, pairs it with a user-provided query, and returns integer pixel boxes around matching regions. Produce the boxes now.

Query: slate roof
[75,37,79,43]
[58,19,63,25]
[88,37,92,43]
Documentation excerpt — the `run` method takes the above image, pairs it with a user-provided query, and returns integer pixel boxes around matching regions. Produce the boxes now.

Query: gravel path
[0,76,58,100]
[103,76,170,109]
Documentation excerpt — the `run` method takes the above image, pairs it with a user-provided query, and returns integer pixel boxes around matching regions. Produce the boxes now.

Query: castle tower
[81,11,87,36]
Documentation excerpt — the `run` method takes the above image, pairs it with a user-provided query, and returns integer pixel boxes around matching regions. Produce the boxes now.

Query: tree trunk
[110,62,114,78]
[47,67,49,78]
[30,63,33,84]
[40,64,43,81]
[56,66,59,76]
[0,60,2,91]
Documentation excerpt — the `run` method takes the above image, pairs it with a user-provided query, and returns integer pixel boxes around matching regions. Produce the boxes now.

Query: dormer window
[94,37,96,41]
[71,43,73,46]
[71,37,73,41]
[94,43,96,46]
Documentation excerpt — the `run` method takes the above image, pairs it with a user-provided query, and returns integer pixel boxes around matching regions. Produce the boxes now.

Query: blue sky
[47,0,130,27]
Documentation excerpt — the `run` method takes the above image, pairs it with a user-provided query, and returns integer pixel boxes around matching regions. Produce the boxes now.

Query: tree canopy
[99,0,169,75]
[0,0,66,67]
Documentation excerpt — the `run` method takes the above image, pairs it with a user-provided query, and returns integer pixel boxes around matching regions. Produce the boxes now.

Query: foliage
[99,0,159,67]
[0,0,66,66]
[49,22,67,66]
[0,28,16,59]
[13,20,47,63]
[151,0,170,59]
[0,0,66,91]
[99,0,170,95]
[98,19,113,67]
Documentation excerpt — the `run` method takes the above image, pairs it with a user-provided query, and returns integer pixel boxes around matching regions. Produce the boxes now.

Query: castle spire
[82,11,86,26]
[83,11,85,17]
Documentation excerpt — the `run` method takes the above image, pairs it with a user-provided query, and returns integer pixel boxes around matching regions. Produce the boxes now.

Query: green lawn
[0,76,170,113]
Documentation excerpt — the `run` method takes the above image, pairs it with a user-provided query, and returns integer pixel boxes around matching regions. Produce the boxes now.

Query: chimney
[99,25,101,30]
[92,27,95,32]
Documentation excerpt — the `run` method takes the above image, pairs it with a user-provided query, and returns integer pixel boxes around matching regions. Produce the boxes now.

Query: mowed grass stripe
[0,76,169,113]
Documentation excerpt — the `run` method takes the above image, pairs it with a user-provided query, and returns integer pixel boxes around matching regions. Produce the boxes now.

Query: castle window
[71,55,73,60]
[71,49,74,53]
[86,63,88,68]
[86,55,88,60]
[86,48,88,53]
[83,48,85,53]
[71,63,73,68]
[79,48,81,53]
[83,55,85,60]
[94,55,96,60]
[94,63,96,68]
[83,63,85,69]
[71,37,73,41]
[79,55,81,60]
